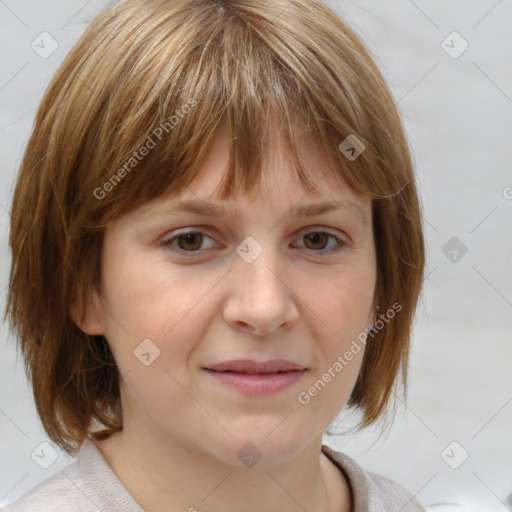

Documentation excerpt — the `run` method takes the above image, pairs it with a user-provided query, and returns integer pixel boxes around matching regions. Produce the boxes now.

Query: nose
[222,245,299,337]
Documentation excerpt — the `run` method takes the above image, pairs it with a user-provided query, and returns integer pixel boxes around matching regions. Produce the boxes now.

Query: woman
[3,0,426,510]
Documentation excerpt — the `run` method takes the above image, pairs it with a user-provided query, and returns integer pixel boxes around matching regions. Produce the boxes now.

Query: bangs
[65,0,407,227]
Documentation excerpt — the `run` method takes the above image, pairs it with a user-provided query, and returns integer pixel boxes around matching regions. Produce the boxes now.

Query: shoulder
[1,459,90,512]
[1,439,142,512]
[321,444,426,511]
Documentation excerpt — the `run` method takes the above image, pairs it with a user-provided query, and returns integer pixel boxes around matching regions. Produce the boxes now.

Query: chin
[200,419,316,468]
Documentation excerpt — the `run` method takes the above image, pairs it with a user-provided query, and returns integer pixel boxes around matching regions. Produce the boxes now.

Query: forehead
[185,120,366,206]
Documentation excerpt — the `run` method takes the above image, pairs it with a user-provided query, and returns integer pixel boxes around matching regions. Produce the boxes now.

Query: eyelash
[161,228,346,256]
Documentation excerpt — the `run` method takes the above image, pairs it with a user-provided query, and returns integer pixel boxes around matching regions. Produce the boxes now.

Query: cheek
[297,267,373,410]
[100,242,182,334]
[295,275,371,416]
[96,257,214,420]
[98,245,221,372]
[307,267,375,344]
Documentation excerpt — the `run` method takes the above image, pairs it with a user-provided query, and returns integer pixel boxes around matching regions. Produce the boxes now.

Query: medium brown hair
[5,0,425,455]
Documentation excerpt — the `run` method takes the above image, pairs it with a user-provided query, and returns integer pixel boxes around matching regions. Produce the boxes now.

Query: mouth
[202,359,307,396]
[203,359,307,374]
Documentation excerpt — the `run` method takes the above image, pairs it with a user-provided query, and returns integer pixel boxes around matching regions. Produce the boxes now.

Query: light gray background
[0,0,511,510]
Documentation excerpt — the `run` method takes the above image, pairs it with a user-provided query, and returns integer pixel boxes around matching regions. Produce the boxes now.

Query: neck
[93,422,351,512]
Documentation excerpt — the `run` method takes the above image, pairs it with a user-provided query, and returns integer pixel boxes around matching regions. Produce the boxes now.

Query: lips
[202,359,308,396]
[203,359,307,374]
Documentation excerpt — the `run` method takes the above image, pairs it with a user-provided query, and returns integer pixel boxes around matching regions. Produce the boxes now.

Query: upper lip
[203,359,307,374]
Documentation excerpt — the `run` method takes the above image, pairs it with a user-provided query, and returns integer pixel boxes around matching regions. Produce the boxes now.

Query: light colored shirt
[2,439,426,511]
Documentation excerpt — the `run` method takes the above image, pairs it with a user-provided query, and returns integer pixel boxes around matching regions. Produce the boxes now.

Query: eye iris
[177,233,203,251]
[304,233,328,250]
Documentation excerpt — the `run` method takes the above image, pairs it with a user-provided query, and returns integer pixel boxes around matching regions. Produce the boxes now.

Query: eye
[294,230,346,253]
[162,230,219,253]
[161,228,346,256]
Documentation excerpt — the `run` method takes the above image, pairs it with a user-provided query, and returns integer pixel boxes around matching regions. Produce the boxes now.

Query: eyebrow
[154,199,367,225]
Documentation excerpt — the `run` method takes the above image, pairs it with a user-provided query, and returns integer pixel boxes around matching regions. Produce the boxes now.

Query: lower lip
[203,369,307,396]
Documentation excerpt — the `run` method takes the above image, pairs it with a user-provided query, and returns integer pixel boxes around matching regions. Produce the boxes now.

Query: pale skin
[71,121,377,512]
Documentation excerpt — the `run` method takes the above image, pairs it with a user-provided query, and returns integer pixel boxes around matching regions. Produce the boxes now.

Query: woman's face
[82,123,377,467]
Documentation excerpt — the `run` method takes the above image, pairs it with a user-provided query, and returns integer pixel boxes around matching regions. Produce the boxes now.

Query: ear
[69,283,105,335]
